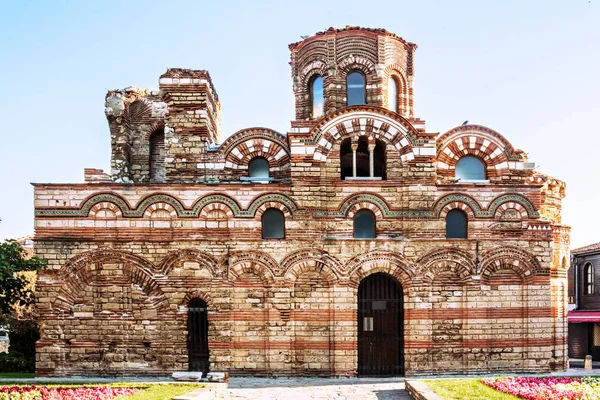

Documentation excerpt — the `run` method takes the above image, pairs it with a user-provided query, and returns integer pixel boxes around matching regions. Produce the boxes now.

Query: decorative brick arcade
[34,26,570,377]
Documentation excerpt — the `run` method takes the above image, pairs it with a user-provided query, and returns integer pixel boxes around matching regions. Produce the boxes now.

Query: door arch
[358,273,404,376]
[187,298,209,373]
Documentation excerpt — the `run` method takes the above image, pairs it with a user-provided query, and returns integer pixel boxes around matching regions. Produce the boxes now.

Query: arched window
[149,130,165,182]
[262,208,285,239]
[340,136,386,180]
[310,76,324,118]
[249,157,269,179]
[446,209,468,239]
[584,263,595,295]
[347,72,366,106]
[353,209,376,239]
[455,156,486,181]
[388,76,399,113]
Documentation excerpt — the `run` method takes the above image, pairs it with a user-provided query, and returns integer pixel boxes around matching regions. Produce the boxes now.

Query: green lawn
[114,384,202,400]
[0,372,35,379]
[425,378,520,400]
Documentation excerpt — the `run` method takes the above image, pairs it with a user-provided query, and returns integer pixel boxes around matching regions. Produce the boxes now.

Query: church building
[33,26,570,377]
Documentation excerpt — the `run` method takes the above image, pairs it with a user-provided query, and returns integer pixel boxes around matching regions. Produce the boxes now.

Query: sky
[0,0,598,248]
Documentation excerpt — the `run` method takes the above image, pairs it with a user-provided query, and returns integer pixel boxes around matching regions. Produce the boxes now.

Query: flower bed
[482,376,600,400]
[0,385,138,400]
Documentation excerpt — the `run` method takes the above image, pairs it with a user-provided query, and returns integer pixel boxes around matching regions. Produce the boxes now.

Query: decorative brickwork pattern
[33,26,570,378]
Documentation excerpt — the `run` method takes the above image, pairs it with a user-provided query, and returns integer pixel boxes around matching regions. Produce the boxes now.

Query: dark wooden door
[187,298,209,373]
[358,273,403,376]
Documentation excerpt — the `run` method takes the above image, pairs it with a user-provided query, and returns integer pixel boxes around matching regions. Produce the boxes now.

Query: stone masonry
[33,26,570,377]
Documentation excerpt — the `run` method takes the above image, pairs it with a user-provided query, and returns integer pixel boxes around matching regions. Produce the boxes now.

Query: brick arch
[135,193,186,217]
[383,64,410,116]
[191,194,242,217]
[434,194,481,218]
[53,249,167,311]
[247,193,297,218]
[488,194,539,219]
[143,123,166,141]
[337,193,391,218]
[436,125,528,179]
[225,138,290,170]
[180,291,213,308]
[159,249,220,277]
[79,193,131,217]
[88,202,123,218]
[338,55,376,75]
[198,202,235,218]
[479,246,543,282]
[308,107,420,163]
[143,202,177,218]
[281,249,341,282]
[299,59,329,88]
[347,250,416,287]
[417,248,475,284]
[227,251,278,283]
[219,127,289,158]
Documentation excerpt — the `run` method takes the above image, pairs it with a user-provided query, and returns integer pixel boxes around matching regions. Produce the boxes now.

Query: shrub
[0,352,34,373]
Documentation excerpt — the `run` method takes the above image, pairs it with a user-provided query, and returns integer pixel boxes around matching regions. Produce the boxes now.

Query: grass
[0,372,35,379]
[425,378,520,400]
[114,384,202,400]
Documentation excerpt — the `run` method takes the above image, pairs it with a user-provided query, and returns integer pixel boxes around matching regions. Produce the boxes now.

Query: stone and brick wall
[33,26,570,377]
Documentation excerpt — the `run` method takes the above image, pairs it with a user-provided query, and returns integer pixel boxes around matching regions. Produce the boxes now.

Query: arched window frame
[445,209,468,239]
[387,75,400,113]
[455,155,487,182]
[309,75,324,119]
[347,71,366,106]
[261,208,285,239]
[353,209,376,239]
[584,263,595,295]
[244,156,272,183]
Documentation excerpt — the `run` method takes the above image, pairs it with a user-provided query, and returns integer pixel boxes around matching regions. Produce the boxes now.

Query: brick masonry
[33,26,570,377]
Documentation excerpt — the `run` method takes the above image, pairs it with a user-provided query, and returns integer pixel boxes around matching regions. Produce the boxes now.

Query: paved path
[216,378,411,400]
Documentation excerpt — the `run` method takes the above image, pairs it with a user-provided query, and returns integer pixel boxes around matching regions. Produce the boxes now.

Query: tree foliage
[0,239,47,316]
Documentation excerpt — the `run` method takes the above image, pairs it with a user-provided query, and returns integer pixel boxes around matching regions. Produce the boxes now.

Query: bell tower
[289,26,418,121]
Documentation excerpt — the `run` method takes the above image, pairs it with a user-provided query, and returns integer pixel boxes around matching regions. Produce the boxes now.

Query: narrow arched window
[584,263,595,295]
[456,156,486,181]
[446,209,468,239]
[149,130,165,182]
[249,157,269,179]
[353,209,376,239]
[347,72,366,106]
[310,76,324,118]
[262,208,285,239]
[388,76,399,113]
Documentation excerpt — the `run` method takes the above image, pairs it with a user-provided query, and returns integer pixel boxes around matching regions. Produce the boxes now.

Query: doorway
[358,273,404,376]
[187,298,209,374]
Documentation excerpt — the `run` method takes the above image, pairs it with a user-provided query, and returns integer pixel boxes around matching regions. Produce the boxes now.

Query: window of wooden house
[584,263,595,295]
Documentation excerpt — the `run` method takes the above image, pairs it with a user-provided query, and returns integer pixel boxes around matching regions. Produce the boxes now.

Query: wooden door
[187,298,209,373]
[358,273,403,376]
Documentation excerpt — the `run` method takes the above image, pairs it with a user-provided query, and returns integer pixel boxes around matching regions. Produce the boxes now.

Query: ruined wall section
[159,69,221,183]
[104,88,168,183]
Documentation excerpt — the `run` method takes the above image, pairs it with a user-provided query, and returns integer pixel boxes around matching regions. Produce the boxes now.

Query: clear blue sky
[0,0,598,248]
